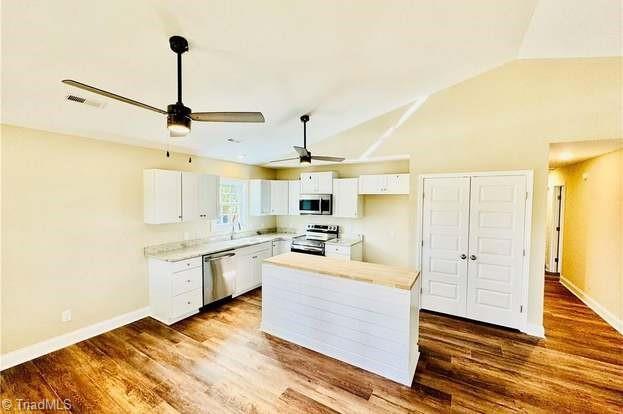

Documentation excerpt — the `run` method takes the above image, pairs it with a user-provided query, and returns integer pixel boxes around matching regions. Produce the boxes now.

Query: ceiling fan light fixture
[167,104,191,137]
[300,156,312,165]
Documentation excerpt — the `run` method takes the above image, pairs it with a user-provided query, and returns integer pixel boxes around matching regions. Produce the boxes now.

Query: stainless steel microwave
[299,194,332,215]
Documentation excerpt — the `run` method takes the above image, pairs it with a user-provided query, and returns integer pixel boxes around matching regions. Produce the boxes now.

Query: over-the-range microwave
[299,194,332,215]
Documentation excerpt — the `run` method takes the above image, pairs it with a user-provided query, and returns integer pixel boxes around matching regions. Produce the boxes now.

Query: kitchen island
[261,252,421,386]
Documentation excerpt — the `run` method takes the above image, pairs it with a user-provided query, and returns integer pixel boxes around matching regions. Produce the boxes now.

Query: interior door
[466,175,526,328]
[421,177,471,317]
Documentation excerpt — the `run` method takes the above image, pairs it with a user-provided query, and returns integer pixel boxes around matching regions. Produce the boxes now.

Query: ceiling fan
[62,36,265,138]
[271,114,345,165]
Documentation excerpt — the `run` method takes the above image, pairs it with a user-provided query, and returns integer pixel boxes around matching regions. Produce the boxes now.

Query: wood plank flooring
[1,279,621,413]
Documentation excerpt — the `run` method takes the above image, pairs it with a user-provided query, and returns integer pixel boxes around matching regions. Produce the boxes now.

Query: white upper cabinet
[250,179,289,216]
[332,178,363,218]
[197,174,219,220]
[249,179,271,216]
[145,170,219,224]
[269,180,289,215]
[288,180,301,215]
[358,174,410,194]
[181,172,200,222]
[144,169,182,224]
[300,171,336,194]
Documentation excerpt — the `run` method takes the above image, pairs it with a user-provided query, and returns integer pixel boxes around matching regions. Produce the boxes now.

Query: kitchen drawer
[325,244,350,256]
[171,267,202,296]
[171,256,202,272]
[171,288,202,318]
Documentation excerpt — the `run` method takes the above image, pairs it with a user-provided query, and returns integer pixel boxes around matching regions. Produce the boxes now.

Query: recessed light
[559,151,573,161]
[237,154,246,159]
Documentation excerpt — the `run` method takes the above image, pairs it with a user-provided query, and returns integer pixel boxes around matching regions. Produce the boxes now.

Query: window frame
[213,178,249,234]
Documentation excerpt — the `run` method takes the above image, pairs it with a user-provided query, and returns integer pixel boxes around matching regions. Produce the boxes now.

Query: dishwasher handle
[204,252,236,262]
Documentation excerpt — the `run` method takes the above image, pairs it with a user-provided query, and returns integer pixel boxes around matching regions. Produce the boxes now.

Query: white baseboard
[560,277,623,335]
[523,323,545,338]
[0,307,150,371]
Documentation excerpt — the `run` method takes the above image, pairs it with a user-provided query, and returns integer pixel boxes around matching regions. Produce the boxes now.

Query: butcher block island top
[264,252,419,290]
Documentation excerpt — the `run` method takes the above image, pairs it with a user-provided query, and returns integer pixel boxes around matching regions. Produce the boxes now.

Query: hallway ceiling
[549,139,623,168]
[1,1,618,165]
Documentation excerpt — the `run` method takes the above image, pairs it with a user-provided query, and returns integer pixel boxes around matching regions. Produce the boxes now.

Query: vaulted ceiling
[1,1,619,165]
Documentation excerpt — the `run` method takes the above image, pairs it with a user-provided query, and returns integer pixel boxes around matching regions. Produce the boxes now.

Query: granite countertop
[146,233,298,262]
[264,252,419,290]
[325,237,362,247]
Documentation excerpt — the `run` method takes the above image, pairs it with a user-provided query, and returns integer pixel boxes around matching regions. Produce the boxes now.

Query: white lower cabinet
[148,257,203,325]
[233,242,272,297]
[324,242,363,261]
[272,239,291,255]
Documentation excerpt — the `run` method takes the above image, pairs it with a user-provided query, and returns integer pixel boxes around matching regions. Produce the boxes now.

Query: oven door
[299,195,322,215]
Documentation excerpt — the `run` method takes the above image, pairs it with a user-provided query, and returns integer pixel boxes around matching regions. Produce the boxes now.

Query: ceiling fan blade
[293,146,310,157]
[311,156,346,162]
[269,157,299,163]
[190,112,265,122]
[62,80,166,114]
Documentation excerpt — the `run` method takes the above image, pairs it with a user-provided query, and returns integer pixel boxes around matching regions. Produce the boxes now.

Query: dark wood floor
[2,279,622,413]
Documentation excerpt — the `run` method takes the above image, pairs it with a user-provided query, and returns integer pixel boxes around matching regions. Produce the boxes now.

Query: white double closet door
[421,175,527,329]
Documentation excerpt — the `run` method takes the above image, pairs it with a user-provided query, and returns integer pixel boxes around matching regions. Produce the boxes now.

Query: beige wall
[275,160,410,266]
[307,57,622,329]
[1,124,276,353]
[550,150,622,323]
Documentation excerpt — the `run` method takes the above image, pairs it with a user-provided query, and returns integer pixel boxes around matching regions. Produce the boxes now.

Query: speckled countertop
[146,233,299,262]
[325,236,363,247]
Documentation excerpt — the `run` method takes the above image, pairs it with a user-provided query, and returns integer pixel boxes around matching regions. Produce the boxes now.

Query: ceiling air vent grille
[64,94,105,108]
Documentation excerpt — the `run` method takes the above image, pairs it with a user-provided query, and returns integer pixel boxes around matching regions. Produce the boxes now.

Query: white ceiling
[1,1,618,166]
[519,0,622,58]
[549,139,623,168]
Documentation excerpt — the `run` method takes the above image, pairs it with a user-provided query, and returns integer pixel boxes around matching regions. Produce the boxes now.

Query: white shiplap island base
[261,253,421,386]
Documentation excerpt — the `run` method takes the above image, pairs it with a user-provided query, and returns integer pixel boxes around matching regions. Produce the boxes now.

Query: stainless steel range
[291,224,339,256]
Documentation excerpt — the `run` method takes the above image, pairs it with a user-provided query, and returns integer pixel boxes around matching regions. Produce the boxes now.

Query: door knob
[470,255,477,260]
[460,254,467,260]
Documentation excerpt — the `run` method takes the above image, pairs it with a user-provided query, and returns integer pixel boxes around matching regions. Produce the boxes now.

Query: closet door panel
[421,177,470,317]
[467,175,526,328]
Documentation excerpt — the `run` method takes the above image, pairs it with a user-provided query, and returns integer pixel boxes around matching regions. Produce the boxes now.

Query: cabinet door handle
[187,301,191,305]
[470,255,477,261]
[252,255,258,259]
[460,254,467,260]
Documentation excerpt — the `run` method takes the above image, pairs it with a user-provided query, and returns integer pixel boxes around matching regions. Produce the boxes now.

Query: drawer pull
[187,301,191,305]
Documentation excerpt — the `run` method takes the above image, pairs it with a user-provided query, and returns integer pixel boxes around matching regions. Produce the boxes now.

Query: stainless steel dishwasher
[202,250,237,306]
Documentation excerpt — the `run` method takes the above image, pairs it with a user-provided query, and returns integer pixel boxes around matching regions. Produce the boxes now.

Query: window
[214,179,247,232]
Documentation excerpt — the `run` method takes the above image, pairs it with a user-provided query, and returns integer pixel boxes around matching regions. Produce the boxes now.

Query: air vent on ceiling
[64,94,105,108]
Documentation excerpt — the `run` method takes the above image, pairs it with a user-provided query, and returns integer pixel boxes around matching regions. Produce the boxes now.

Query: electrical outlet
[61,309,72,322]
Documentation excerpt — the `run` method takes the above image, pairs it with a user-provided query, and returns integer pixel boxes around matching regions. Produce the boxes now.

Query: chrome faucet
[230,214,242,240]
